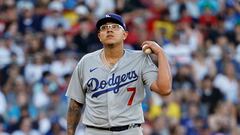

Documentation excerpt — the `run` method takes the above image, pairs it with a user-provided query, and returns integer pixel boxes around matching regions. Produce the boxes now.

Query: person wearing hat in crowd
[66,13,172,135]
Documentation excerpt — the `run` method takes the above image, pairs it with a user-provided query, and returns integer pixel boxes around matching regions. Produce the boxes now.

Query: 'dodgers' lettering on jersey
[87,71,138,98]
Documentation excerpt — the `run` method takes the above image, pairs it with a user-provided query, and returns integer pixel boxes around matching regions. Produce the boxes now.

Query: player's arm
[142,41,172,96]
[67,99,83,135]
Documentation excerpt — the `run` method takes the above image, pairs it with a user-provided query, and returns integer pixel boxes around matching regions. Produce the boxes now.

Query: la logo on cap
[106,14,111,17]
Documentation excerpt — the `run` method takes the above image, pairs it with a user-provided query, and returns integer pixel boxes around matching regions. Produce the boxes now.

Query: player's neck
[103,44,124,59]
[102,46,124,68]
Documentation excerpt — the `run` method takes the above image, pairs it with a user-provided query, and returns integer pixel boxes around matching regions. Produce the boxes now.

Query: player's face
[98,23,128,46]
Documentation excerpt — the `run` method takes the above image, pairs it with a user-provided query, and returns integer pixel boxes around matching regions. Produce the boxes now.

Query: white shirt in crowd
[0,90,7,115]
[213,74,239,103]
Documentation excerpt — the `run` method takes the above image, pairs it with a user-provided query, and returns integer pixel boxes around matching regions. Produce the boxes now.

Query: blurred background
[0,0,240,135]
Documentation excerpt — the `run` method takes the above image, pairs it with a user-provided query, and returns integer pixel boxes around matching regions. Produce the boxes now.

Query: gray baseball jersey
[66,49,158,127]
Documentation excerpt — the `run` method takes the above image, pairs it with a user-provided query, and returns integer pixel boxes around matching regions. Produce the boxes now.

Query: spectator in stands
[200,75,224,115]
[213,62,239,103]
[17,1,43,34]
[192,48,216,85]
[12,116,40,135]
[42,1,70,32]
[24,53,48,84]
[164,32,192,65]
[73,17,100,55]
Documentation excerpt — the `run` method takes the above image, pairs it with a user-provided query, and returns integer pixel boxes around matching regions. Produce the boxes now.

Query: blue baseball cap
[96,13,127,30]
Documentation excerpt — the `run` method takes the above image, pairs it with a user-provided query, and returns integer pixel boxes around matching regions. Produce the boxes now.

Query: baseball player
[66,13,172,135]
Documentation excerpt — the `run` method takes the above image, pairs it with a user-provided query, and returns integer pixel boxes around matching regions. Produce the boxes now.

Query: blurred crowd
[0,0,240,135]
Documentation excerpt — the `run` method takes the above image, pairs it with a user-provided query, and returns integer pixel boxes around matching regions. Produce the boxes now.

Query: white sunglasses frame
[99,24,124,31]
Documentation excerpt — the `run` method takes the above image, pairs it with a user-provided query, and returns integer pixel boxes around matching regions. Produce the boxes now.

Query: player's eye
[111,24,118,29]
[100,25,108,31]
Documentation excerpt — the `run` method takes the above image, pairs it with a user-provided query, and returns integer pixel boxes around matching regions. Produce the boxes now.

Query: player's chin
[104,40,117,45]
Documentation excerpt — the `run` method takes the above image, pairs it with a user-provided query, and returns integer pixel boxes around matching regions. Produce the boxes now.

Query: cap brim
[96,18,124,30]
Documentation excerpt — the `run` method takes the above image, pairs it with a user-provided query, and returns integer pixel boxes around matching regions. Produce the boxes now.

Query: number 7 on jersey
[127,88,136,106]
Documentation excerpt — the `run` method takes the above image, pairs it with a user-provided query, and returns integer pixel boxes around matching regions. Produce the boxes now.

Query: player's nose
[106,29,114,33]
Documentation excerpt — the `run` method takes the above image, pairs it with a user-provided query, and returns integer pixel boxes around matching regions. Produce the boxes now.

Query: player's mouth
[106,35,114,38]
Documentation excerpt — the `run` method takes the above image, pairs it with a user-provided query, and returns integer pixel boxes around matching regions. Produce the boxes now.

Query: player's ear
[123,31,128,40]
[98,33,102,41]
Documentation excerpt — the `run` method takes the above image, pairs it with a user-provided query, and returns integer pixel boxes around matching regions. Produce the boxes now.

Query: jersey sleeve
[142,55,158,89]
[65,60,85,104]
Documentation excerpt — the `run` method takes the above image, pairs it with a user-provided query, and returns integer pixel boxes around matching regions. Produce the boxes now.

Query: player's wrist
[156,49,164,56]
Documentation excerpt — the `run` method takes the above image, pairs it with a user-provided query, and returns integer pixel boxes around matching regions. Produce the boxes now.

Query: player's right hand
[141,41,164,55]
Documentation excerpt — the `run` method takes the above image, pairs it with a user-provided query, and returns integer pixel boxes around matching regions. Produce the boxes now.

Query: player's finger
[142,44,149,50]
[142,42,153,54]
[141,41,151,47]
